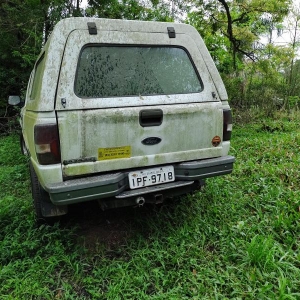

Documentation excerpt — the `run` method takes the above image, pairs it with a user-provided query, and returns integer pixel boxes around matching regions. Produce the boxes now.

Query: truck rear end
[22,18,234,218]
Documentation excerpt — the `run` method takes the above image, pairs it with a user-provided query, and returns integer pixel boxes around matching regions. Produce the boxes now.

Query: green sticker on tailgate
[98,146,131,160]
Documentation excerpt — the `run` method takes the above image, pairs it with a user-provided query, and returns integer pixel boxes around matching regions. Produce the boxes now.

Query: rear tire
[20,134,28,155]
[29,161,67,225]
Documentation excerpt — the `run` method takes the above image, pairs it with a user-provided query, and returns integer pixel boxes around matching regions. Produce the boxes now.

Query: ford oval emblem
[142,137,162,146]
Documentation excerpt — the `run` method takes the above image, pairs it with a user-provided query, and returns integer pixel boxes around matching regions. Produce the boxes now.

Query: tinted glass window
[30,54,45,100]
[75,46,202,98]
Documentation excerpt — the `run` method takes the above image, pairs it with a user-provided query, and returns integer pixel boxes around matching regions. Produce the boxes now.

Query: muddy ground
[60,200,175,252]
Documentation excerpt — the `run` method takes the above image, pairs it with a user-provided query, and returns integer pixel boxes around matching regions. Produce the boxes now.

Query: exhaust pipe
[136,197,145,207]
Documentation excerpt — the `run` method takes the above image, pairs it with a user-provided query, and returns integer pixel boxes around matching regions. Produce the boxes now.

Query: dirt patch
[61,200,158,252]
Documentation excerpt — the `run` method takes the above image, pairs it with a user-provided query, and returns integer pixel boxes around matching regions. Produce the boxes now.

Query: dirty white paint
[58,102,224,176]
[22,17,232,183]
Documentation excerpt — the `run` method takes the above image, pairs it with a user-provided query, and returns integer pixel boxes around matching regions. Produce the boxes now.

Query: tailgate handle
[139,109,163,127]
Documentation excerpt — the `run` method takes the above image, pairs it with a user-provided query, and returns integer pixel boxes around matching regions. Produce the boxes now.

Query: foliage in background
[187,0,300,112]
[1,0,300,135]
[188,0,291,70]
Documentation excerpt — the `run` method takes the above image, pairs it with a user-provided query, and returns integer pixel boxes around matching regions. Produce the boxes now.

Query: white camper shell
[13,18,234,221]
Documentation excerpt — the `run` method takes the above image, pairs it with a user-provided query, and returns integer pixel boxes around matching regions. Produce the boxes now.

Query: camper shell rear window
[74,45,203,98]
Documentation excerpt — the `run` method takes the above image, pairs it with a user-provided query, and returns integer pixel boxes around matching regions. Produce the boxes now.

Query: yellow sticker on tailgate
[98,146,131,161]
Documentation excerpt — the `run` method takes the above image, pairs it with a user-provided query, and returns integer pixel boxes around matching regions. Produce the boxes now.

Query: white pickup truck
[9,18,234,223]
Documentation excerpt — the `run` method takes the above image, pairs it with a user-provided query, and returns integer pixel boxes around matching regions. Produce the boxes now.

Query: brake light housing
[223,109,232,141]
[34,124,61,165]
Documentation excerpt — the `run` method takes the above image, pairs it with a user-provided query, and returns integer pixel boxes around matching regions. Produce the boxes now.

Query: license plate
[129,166,175,189]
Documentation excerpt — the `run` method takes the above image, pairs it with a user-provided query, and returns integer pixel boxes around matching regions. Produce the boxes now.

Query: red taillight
[34,124,61,165]
[223,109,232,141]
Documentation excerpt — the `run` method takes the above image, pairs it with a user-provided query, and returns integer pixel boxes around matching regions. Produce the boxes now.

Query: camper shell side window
[30,53,46,101]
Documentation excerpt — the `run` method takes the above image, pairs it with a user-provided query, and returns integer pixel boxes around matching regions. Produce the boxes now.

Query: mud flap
[40,199,68,217]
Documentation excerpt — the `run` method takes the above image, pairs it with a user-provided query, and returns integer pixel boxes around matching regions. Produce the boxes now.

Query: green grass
[1,114,300,299]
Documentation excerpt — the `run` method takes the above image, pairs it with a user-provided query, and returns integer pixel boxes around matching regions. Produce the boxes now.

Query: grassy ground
[1,112,300,299]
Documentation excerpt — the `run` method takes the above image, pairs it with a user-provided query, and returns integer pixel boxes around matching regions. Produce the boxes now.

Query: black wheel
[20,134,28,155]
[29,161,67,225]
[198,179,206,191]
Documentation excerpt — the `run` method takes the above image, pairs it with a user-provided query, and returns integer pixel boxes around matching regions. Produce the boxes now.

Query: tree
[282,3,300,107]
[189,0,291,71]
[85,0,174,21]
[0,0,86,133]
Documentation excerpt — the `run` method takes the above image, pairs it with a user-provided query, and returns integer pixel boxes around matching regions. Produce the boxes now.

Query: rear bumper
[44,155,235,205]
[174,155,235,180]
